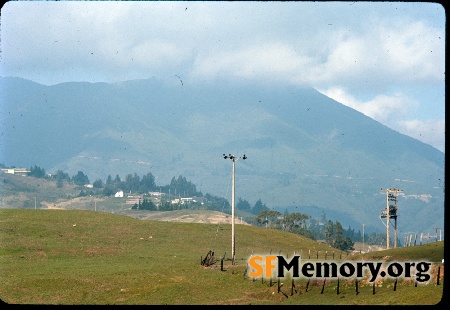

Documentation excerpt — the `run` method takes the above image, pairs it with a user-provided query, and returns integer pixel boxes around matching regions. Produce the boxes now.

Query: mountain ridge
[0,76,444,235]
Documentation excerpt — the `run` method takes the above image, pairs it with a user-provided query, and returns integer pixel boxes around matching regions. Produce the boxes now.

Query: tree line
[24,164,271,215]
[16,164,391,249]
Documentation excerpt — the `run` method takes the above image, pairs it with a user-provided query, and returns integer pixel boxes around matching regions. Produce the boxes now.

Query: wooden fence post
[278,278,288,298]
[291,278,296,296]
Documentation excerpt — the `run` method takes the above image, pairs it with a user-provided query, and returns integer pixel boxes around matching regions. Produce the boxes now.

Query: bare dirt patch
[116,209,251,225]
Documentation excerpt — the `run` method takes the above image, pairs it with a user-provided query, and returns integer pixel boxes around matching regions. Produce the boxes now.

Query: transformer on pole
[223,153,247,265]
[380,188,402,249]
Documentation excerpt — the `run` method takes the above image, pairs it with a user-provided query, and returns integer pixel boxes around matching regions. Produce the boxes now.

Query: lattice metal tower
[380,188,402,249]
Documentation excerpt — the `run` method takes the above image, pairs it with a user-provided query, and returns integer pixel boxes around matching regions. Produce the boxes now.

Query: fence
[202,249,444,300]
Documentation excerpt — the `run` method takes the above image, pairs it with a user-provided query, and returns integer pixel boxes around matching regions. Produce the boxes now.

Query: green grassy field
[0,209,444,305]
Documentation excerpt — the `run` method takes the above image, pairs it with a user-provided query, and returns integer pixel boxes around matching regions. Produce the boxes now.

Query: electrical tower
[380,188,402,249]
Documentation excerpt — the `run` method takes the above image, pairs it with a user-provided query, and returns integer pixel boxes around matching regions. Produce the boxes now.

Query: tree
[56,177,64,188]
[254,210,282,228]
[324,220,354,251]
[93,178,103,188]
[114,174,122,189]
[158,200,173,211]
[325,220,334,244]
[204,193,230,212]
[252,199,269,215]
[284,212,309,232]
[54,170,69,188]
[106,175,113,185]
[102,185,115,196]
[135,198,156,211]
[236,197,251,211]
[29,165,46,178]
[169,175,201,197]
[254,210,270,226]
[124,173,140,193]
[139,172,156,193]
[72,171,89,186]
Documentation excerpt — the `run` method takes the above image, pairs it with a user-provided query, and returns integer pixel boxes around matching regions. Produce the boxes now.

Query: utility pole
[433,228,439,242]
[380,188,402,249]
[223,153,247,265]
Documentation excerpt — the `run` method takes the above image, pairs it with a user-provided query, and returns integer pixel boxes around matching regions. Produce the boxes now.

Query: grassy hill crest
[0,208,444,305]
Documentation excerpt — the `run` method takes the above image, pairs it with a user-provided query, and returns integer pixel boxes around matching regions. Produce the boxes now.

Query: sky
[0,1,445,152]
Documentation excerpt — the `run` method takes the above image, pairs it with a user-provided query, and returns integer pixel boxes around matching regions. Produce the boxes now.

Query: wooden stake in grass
[372,281,376,295]
[337,277,340,295]
[306,278,310,292]
[321,279,326,294]
[291,278,297,296]
[278,278,288,298]
[394,278,398,291]
[355,278,359,295]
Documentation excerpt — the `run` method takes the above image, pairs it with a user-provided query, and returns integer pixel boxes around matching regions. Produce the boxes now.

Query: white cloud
[317,86,444,152]
[189,16,444,91]
[130,40,188,68]
[0,1,445,152]
[318,87,418,121]
[191,42,314,81]
[396,119,445,152]
[379,21,445,81]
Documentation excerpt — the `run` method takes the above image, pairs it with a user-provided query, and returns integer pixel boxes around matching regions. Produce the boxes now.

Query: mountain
[0,76,444,236]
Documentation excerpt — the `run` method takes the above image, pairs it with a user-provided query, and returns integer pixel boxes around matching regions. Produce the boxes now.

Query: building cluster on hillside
[114,190,204,207]
[1,168,30,176]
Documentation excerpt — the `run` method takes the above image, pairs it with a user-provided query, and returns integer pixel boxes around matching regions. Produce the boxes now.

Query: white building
[1,168,30,176]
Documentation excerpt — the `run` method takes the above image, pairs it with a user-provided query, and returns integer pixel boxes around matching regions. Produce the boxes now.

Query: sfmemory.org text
[248,255,432,282]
